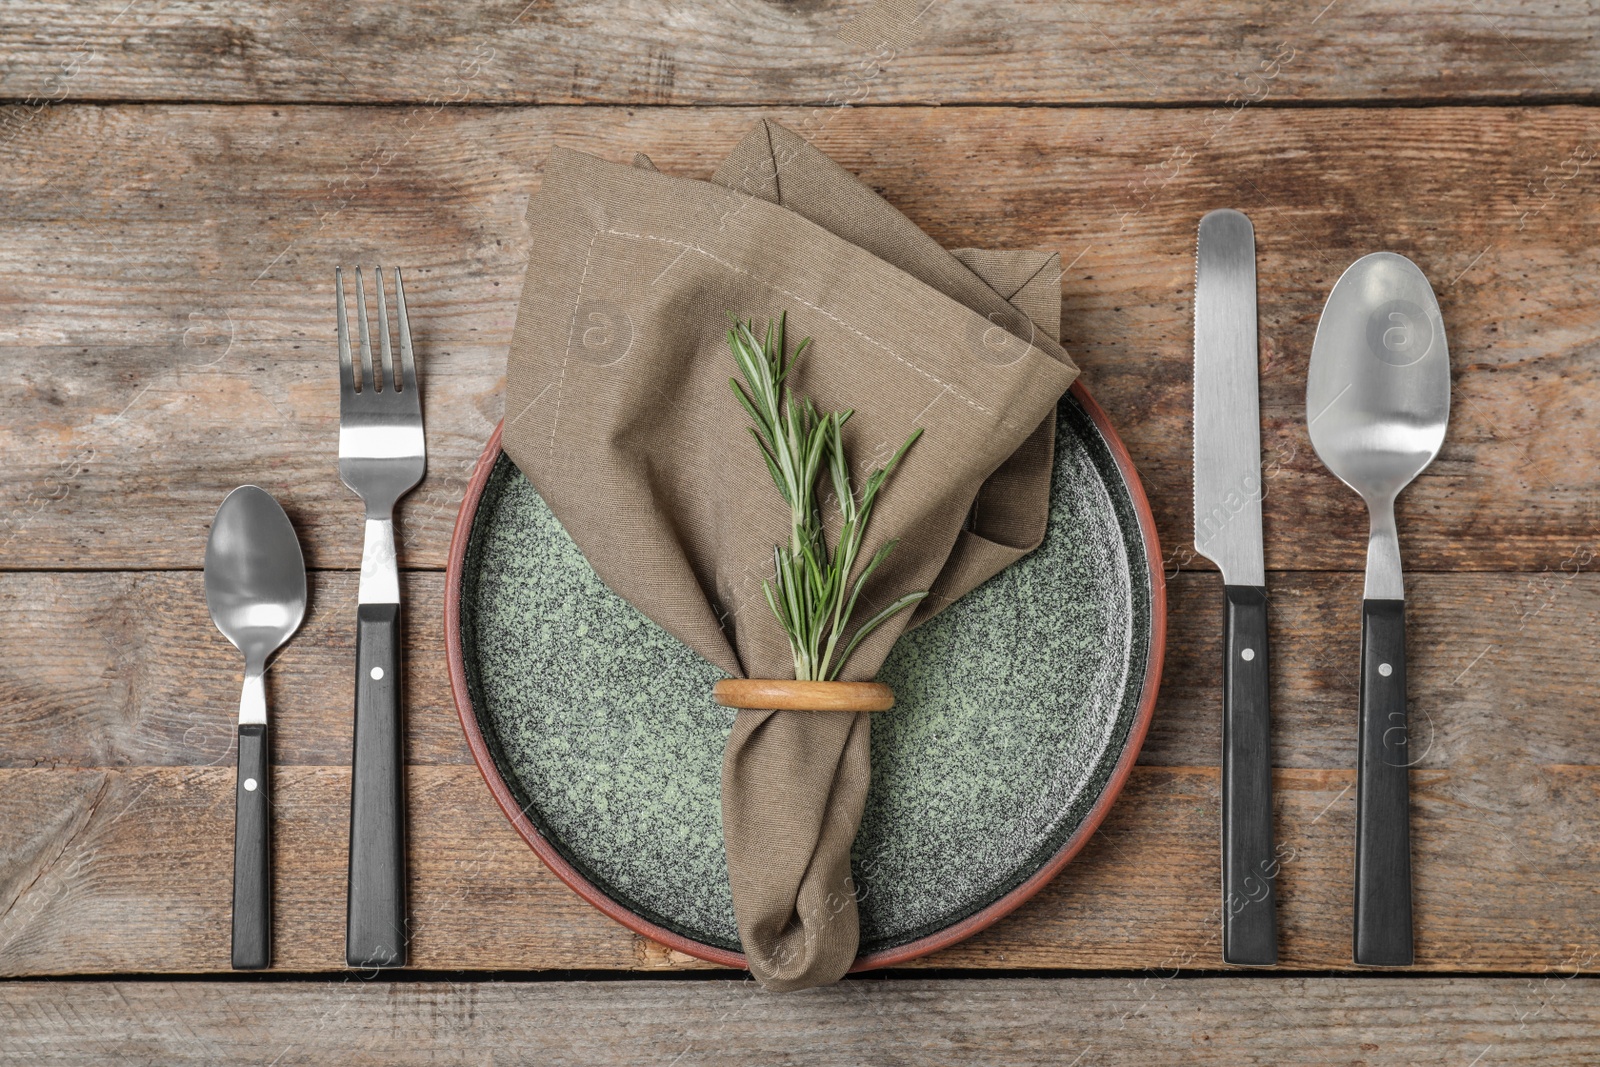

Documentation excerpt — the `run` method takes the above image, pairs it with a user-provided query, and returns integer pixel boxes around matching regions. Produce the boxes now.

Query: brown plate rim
[444,378,1167,972]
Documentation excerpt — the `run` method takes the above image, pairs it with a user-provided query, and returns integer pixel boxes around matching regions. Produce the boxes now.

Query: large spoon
[204,485,307,970]
[1307,252,1450,966]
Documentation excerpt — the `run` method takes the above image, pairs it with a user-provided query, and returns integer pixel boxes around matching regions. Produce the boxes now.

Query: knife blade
[1193,208,1278,966]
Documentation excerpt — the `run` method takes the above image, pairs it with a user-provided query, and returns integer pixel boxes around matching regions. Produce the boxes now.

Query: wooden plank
[0,759,1595,975]
[3,569,1597,773]
[1,2,1598,106]
[4,977,1599,1065]
[0,765,641,976]
[0,570,475,771]
[2,105,1596,571]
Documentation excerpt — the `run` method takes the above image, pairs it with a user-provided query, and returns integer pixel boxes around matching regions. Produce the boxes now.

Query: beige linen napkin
[503,120,1077,989]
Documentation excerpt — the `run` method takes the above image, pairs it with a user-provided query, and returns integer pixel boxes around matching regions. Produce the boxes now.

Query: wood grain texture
[4,977,1599,1066]
[0,2,1598,107]
[0,758,1595,975]
[4,570,1596,774]
[713,679,897,711]
[4,458,1596,973]
[2,105,1596,572]
[0,0,1590,1046]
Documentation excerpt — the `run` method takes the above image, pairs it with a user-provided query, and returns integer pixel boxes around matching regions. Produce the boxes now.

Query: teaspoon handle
[1354,597,1414,965]
[232,722,271,969]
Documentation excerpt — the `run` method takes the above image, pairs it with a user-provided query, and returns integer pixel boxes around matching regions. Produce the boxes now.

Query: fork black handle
[347,603,407,968]
[1222,584,1277,966]
[1354,598,1413,966]
[232,723,270,970]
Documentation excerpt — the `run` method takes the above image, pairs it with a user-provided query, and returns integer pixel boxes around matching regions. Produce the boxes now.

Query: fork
[337,266,424,968]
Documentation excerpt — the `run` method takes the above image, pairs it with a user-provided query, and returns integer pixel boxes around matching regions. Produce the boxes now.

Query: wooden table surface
[3,2,1598,1062]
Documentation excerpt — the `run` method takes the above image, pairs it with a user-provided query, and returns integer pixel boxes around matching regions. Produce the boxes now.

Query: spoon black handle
[347,603,407,968]
[1222,585,1278,965]
[232,722,270,970]
[1354,597,1413,965]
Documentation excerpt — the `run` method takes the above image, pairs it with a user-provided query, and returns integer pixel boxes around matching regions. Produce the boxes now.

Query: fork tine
[374,265,395,393]
[355,268,374,393]
[336,267,354,398]
[393,268,416,394]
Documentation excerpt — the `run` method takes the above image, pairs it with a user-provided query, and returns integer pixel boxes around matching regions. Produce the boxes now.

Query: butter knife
[1193,208,1278,965]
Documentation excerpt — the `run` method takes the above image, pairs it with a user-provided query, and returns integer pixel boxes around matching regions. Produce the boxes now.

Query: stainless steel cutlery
[337,266,425,968]
[1307,252,1450,966]
[204,270,424,971]
[205,485,308,970]
[203,235,1441,976]
[1194,217,1449,967]
[1193,208,1278,966]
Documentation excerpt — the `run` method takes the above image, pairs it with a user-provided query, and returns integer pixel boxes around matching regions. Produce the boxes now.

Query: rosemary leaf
[832,590,930,677]
[728,312,926,682]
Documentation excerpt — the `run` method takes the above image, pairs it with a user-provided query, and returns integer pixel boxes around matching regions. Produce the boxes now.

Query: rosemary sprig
[727,313,926,682]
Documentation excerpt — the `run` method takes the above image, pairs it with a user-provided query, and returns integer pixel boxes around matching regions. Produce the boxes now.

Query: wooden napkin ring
[713,679,895,712]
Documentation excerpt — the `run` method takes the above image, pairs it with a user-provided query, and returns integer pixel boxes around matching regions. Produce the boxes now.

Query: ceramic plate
[446,382,1165,969]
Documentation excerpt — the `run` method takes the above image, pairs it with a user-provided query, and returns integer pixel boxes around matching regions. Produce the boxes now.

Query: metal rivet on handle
[1241,648,1256,662]
[370,667,384,680]
[244,778,258,792]
[1378,662,1393,677]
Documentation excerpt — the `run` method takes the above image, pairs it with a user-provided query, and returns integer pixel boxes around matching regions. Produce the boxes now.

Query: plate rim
[444,378,1167,972]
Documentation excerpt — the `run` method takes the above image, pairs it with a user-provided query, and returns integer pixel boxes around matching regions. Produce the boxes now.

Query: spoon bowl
[1308,252,1450,595]
[1306,251,1450,969]
[203,484,306,970]
[205,486,308,671]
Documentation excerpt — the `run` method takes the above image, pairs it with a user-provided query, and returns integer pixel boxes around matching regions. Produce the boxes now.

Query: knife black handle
[232,722,270,970]
[1354,597,1413,966]
[1222,584,1278,965]
[347,602,408,968]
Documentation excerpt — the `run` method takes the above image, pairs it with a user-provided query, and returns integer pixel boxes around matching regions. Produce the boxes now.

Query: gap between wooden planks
[3,977,1598,1065]
[0,104,1595,978]
[0,105,1596,572]
[2,762,1596,976]
[0,571,1595,976]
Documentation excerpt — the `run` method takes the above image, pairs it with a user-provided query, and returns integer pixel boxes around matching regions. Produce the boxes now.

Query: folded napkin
[503,120,1078,990]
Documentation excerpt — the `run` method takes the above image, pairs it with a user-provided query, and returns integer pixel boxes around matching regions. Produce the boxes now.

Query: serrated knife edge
[1192,208,1265,587]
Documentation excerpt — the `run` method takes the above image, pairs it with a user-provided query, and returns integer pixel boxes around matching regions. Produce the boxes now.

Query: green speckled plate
[446,383,1165,969]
